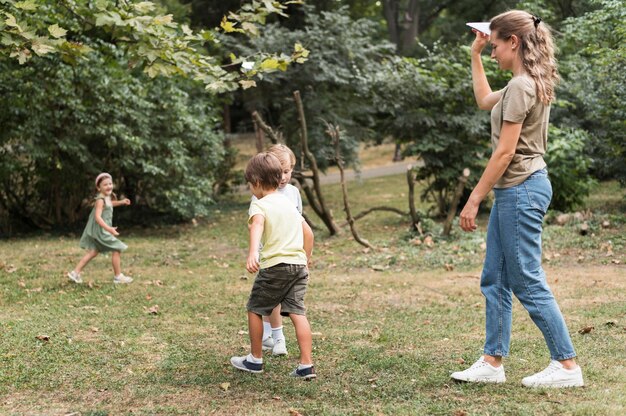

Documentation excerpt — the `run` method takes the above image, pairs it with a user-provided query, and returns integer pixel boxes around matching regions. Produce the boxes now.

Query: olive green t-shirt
[491,75,549,188]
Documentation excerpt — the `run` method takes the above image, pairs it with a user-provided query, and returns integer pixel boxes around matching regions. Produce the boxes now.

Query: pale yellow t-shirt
[491,75,549,188]
[248,192,307,269]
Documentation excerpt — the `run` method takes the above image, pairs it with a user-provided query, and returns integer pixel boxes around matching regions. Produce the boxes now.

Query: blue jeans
[481,169,576,360]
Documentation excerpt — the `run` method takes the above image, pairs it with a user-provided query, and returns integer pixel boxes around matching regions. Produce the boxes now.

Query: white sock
[298,363,313,370]
[262,322,272,340]
[271,326,285,342]
[247,353,262,364]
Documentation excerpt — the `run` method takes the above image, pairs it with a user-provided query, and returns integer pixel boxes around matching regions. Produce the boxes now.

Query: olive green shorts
[246,263,309,317]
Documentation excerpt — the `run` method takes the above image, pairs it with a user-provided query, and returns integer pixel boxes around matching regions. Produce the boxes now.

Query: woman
[451,10,584,388]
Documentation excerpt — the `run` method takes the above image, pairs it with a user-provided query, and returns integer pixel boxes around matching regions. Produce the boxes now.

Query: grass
[1,165,625,414]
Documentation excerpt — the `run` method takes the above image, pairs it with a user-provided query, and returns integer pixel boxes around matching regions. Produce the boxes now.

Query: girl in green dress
[68,172,133,284]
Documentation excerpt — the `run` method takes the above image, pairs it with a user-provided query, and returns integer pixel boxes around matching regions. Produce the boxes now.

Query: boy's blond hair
[267,144,296,168]
[244,152,282,190]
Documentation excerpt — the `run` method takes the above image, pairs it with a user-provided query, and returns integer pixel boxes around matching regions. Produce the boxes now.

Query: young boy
[256,144,303,356]
[231,152,316,379]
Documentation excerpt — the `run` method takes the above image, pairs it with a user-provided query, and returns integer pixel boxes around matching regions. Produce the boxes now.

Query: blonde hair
[490,10,559,104]
[244,152,282,190]
[267,144,296,168]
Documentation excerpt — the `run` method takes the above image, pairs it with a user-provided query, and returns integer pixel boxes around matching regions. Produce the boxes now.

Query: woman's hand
[459,197,480,232]
[471,29,490,55]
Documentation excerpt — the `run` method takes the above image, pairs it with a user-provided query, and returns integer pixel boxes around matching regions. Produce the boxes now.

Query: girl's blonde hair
[95,173,118,201]
[267,144,296,168]
[490,10,559,104]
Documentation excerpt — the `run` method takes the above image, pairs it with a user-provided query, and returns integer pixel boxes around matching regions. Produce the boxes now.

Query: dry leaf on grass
[578,326,594,334]
[289,409,303,416]
[36,335,50,342]
[147,305,159,315]
[220,382,230,391]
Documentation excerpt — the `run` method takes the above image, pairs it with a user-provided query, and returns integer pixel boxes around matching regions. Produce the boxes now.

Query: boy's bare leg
[248,311,264,359]
[269,305,283,328]
[289,314,312,364]
[75,250,98,273]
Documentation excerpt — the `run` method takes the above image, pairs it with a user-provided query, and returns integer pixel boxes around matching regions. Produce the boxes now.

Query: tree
[556,0,626,186]
[0,0,308,91]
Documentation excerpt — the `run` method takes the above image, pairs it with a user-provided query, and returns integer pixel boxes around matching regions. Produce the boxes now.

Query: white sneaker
[113,273,133,284]
[522,360,584,388]
[262,336,275,351]
[272,338,288,356]
[68,270,83,284]
[451,357,506,383]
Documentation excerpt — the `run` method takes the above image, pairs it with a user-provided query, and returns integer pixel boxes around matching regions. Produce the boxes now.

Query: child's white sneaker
[522,360,584,388]
[113,273,133,284]
[451,356,506,383]
[272,338,288,356]
[262,336,275,351]
[67,270,83,284]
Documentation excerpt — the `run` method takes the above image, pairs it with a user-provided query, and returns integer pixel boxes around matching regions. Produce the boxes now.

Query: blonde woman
[451,11,584,388]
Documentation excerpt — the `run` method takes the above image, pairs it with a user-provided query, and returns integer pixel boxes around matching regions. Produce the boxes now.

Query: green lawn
[1,176,625,415]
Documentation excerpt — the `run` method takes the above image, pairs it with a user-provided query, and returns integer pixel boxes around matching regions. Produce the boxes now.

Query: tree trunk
[442,168,470,236]
[329,122,374,250]
[293,90,339,236]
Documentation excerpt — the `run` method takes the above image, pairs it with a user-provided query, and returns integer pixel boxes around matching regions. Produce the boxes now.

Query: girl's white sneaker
[451,356,506,383]
[113,273,133,284]
[67,270,83,284]
[522,360,584,388]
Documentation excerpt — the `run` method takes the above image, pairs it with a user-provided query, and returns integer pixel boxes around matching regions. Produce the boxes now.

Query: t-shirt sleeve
[503,78,536,123]
[296,190,303,214]
[248,200,265,224]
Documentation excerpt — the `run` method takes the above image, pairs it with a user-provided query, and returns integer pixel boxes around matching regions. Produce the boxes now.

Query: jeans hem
[551,353,577,361]
[483,350,509,358]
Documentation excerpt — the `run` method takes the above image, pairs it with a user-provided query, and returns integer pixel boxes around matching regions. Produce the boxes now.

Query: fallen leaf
[368,377,378,383]
[371,265,386,271]
[457,358,466,365]
[237,330,248,335]
[146,294,152,301]
[220,382,230,391]
[18,281,26,288]
[578,326,594,334]
[147,305,159,315]
[36,335,50,342]
[240,275,249,280]
[288,409,303,416]
[444,264,454,271]
[424,236,434,247]
[6,264,17,273]
[90,327,99,333]
[604,321,617,327]
[272,396,281,401]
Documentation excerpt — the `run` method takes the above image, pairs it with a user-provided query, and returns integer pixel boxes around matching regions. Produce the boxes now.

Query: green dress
[79,195,127,253]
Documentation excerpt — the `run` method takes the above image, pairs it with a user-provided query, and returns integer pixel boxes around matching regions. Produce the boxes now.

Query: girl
[451,11,583,387]
[68,172,133,284]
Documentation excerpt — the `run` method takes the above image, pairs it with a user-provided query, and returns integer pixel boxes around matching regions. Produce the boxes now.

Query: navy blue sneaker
[230,355,263,373]
[290,365,316,380]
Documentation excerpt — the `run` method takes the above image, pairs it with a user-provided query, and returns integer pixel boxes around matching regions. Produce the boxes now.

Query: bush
[544,126,595,212]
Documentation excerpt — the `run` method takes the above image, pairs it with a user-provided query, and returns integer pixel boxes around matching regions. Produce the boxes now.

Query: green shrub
[545,126,595,212]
